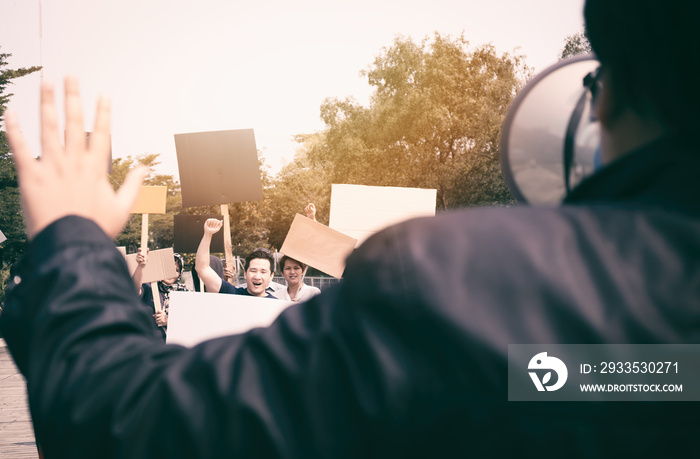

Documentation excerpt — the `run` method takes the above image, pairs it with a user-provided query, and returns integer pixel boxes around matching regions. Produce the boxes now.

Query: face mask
[500,55,602,205]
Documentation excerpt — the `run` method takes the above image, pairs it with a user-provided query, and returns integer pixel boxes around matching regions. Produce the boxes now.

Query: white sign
[0,229,5,244]
[166,292,294,347]
[329,184,437,246]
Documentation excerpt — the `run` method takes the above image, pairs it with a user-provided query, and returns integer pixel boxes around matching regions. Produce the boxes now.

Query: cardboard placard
[0,229,6,244]
[280,214,356,279]
[166,292,293,347]
[329,184,437,246]
[131,186,168,214]
[174,129,263,208]
[173,214,225,254]
[124,247,178,284]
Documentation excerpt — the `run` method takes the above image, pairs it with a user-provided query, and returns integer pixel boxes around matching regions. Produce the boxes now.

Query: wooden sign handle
[220,204,234,276]
[140,214,161,313]
[140,214,149,252]
[151,281,162,313]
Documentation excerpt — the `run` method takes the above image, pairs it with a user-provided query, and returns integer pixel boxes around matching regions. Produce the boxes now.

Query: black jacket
[2,134,699,458]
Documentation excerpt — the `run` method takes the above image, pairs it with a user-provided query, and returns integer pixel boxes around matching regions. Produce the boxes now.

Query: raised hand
[3,77,147,240]
[136,247,149,267]
[304,203,317,221]
[203,218,223,235]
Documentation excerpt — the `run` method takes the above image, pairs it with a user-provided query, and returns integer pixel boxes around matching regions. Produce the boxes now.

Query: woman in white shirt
[276,255,321,302]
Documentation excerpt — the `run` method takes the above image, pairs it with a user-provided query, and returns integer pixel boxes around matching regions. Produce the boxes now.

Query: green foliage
[0,50,42,114]
[0,49,40,303]
[0,264,9,308]
[559,31,592,60]
[301,33,528,210]
[0,159,25,267]
[1,49,41,271]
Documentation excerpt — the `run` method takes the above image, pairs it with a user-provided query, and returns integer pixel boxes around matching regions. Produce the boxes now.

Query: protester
[272,202,321,302]
[132,250,190,341]
[195,218,276,298]
[274,255,321,302]
[1,1,700,457]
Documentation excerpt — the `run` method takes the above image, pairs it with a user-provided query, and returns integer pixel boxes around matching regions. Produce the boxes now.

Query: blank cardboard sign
[167,292,293,347]
[124,247,178,284]
[173,214,225,254]
[131,186,168,214]
[280,214,356,278]
[174,129,263,208]
[329,184,437,246]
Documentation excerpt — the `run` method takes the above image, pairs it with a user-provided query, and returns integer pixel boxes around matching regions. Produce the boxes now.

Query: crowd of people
[132,204,322,340]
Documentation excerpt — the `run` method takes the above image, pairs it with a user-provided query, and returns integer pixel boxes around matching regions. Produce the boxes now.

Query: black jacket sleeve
[0,216,432,459]
[6,209,695,458]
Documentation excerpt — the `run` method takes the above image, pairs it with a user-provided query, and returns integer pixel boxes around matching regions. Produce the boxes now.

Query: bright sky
[0,0,585,180]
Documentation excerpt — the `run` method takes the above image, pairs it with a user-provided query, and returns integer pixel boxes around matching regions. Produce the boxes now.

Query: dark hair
[280,255,306,273]
[245,248,274,272]
[584,0,700,132]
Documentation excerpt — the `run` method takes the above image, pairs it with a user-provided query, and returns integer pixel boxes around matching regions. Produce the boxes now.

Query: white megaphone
[500,54,602,205]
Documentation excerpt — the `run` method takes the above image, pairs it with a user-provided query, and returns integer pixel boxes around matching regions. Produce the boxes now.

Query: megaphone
[500,55,601,205]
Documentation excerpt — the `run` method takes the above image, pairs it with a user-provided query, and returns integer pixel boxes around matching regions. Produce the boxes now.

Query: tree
[299,33,529,210]
[0,50,42,114]
[1,48,41,306]
[0,131,25,269]
[559,31,592,60]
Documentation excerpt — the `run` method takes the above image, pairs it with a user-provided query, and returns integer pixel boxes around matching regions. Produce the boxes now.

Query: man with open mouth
[194,218,276,298]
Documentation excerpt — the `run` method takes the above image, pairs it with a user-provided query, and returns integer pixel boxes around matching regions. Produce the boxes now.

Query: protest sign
[174,129,264,268]
[130,185,168,310]
[167,292,293,347]
[280,214,356,278]
[124,247,179,285]
[173,214,225,254]
[132,186,167,215]
[329,184,437,246]
[174,129,263,208]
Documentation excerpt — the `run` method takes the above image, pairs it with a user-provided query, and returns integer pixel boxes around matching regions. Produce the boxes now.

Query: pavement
[0,345,37,457]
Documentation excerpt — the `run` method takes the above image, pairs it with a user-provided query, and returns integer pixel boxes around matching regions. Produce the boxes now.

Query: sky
[0,0,585,180]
